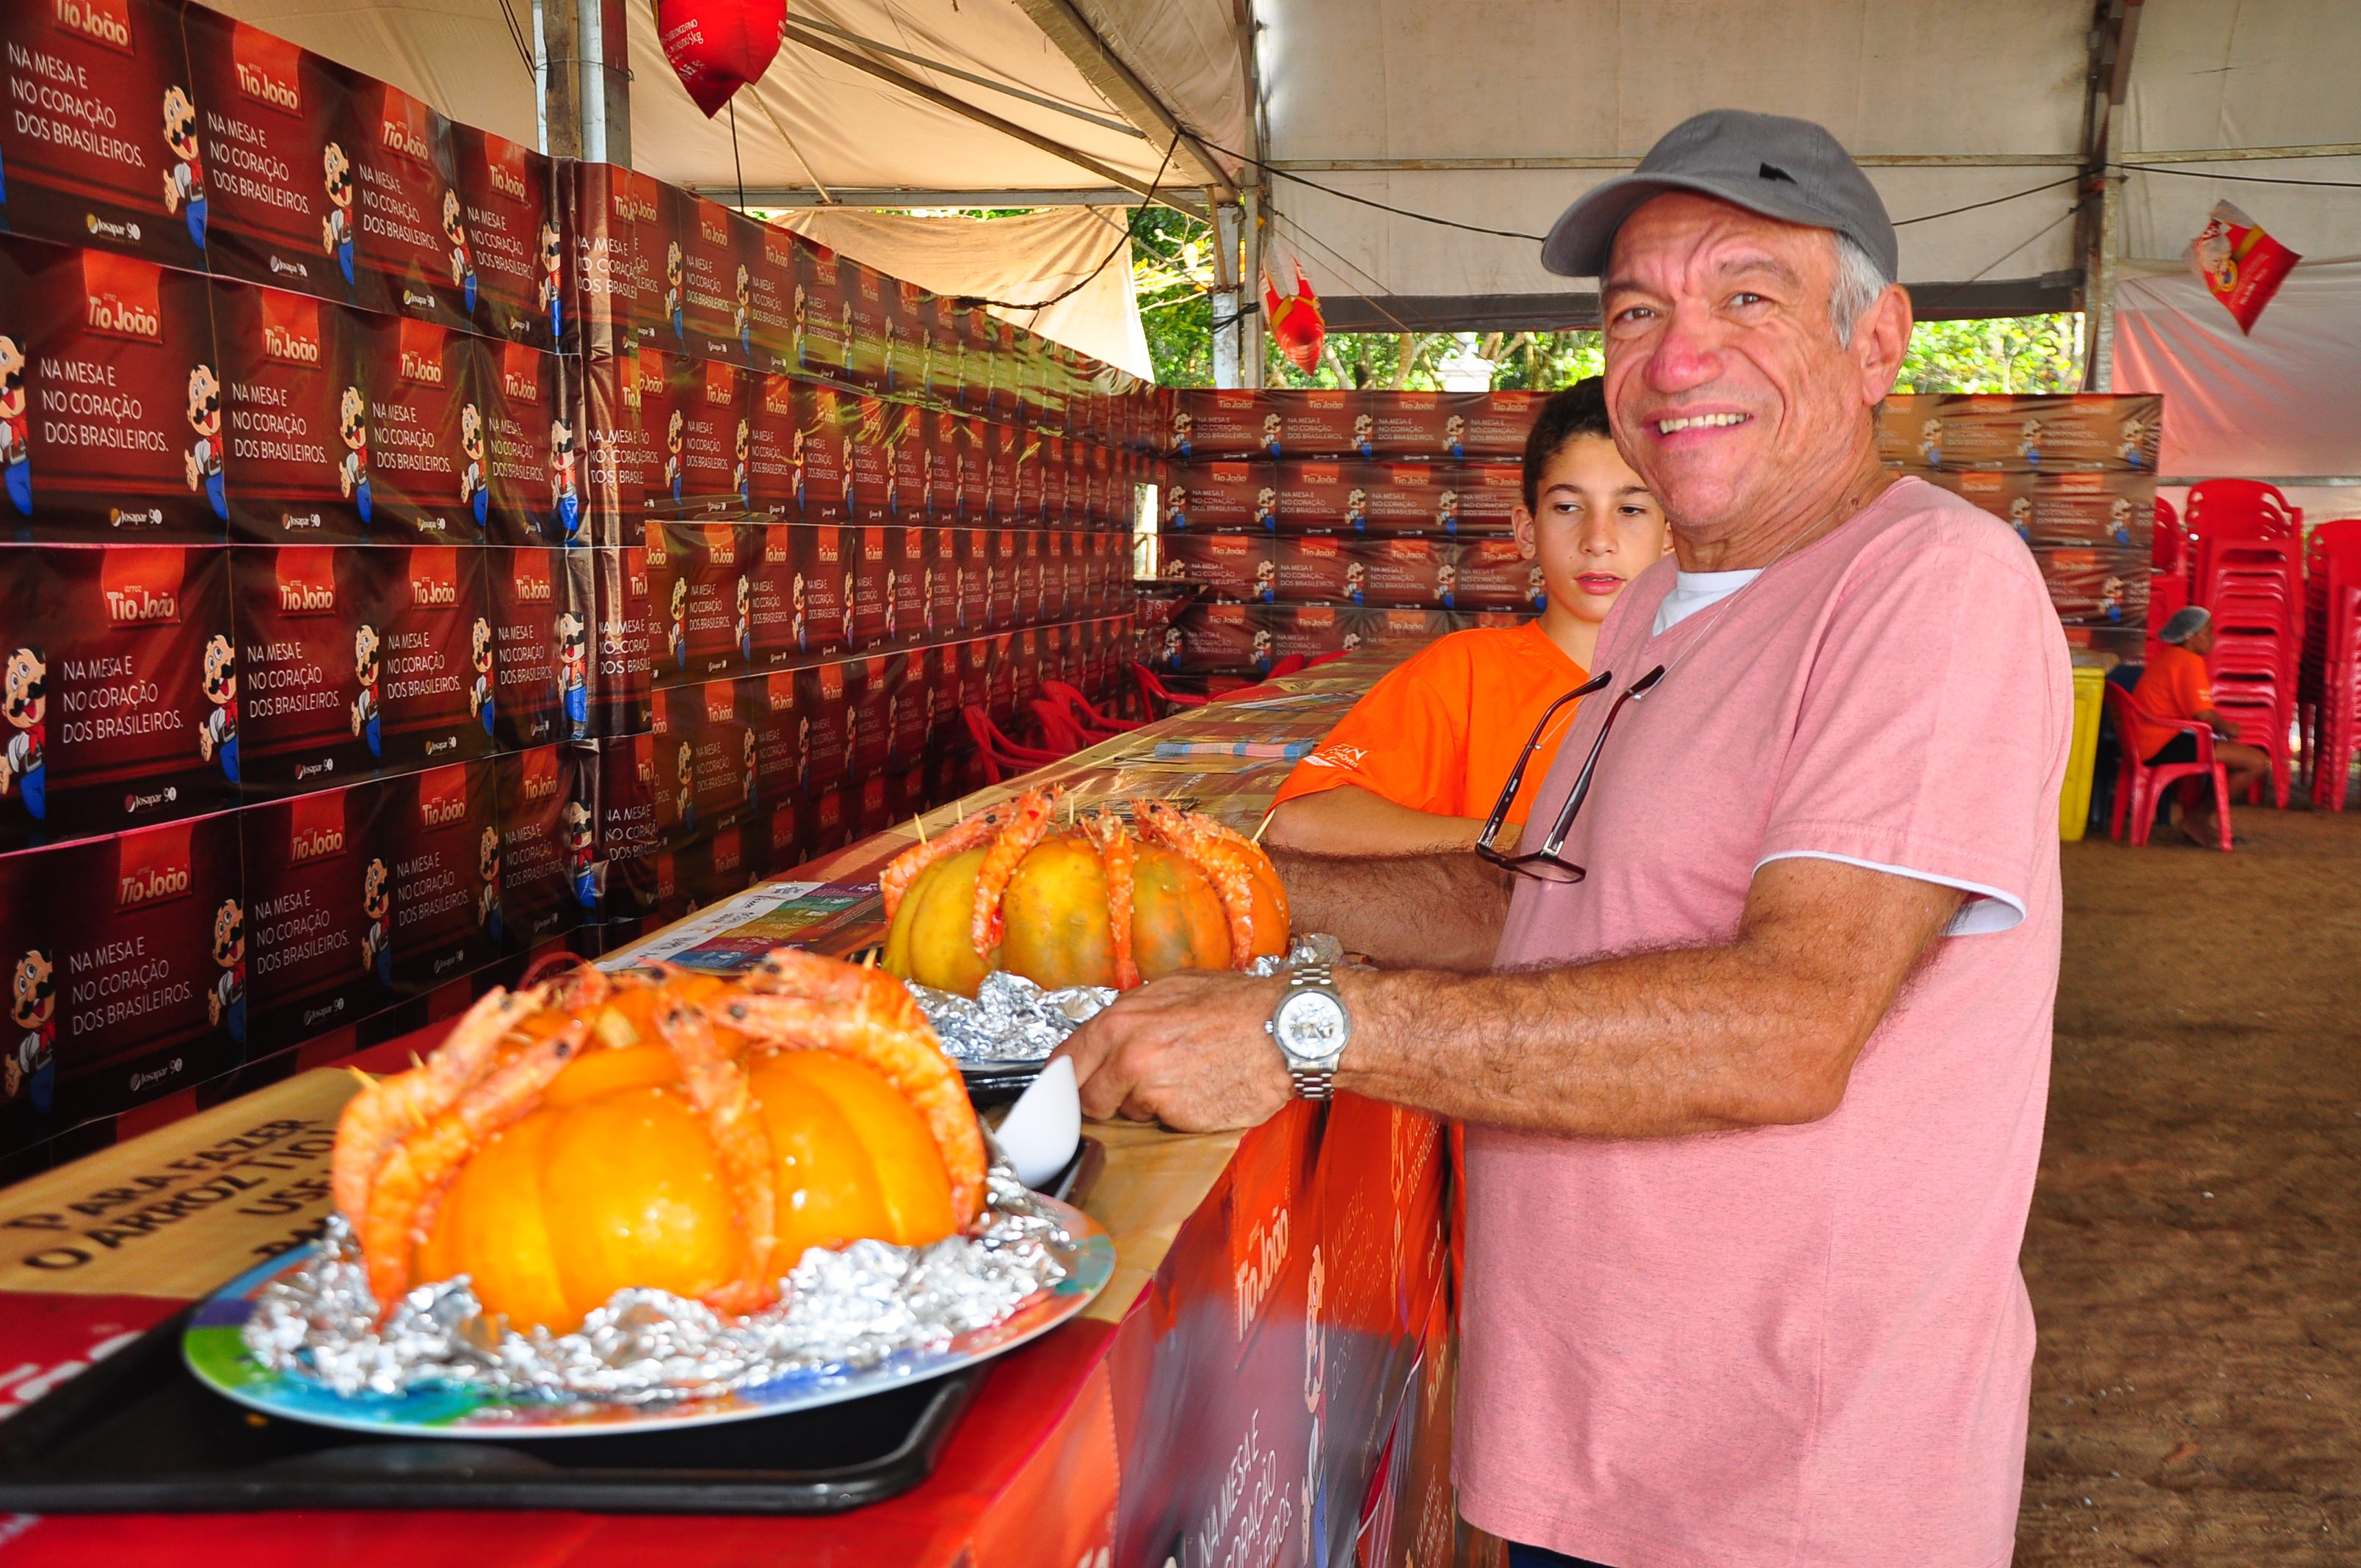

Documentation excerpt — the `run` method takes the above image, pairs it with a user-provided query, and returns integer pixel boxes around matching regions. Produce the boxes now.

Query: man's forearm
[1332,860,1962,1136]
[1269,845,1510,970]
[1263,785,1487,857]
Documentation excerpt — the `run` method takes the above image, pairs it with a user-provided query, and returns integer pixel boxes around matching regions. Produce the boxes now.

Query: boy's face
[1512,433,1670,628]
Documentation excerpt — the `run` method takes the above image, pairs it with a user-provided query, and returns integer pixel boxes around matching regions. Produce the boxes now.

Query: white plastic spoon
[995,1056,1081,1191]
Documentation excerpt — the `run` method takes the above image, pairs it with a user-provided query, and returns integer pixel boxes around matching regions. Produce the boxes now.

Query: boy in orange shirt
[2130,606,2271,845]
[1266,379,1669,853]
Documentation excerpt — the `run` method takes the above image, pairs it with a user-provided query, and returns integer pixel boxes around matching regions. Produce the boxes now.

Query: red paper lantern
[1265,265,1326,375]
[658,0,787,117]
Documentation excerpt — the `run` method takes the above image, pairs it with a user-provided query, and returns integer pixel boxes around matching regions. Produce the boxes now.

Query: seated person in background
[2131,606,2273,845]
[1263,379,1669,854]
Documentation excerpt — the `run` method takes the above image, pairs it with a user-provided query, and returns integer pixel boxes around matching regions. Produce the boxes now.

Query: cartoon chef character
[2109,494,2136,546]
[790,427,807,509]
[0,334,29,520]
[468,616,496,736]
[1343,559,1368,605]
[1352,411,1375,459]
[1435,559,1459,609]
[665,408,686,505]
[734,263,752,358]
[161,84,207,250]
[795,713,811,787]
[2018,418,2044,467]
[790,570,808,653]
[206,899,244,1044]
[792,282,808,367]
[675,740,695,835]
[554,609,588,736]
[2007,495,2034,542]
[665,239,686,346]
[184,363,227,520]
[1254,557,1277,604]
[562,796,595,908]
[921,565,936,636]
[350,623,382,757]
[1165,484,1189,531]
[735,573,752,662]
[6,948,54,1112]
[360,857,392,985]
[1916,417,1943,469]
[1,645,46,820]
[1346,487,1368,533]
[2100,574,2126,623]
[476,825,501,940]
[881,316,899,393]
[1250,627,1275,675]
[2119,414,2149,469]
[1527,561,1548,613]
[550,415,580,543]
[1436,488,1462,534]
[322,141,355,289]
[459,402,490,530]
[442,187,477,314]
[838,299,855,371]
[952,566,966,631]
[537,217,565,341]
[741,727,758,807]
[1443,413,1467,459]
[667,577,689,670]
[734,418,751,509]
[839,570,856,644]
[1159,625,1183,672]
[197,633,239,783]
[338,385,372,525]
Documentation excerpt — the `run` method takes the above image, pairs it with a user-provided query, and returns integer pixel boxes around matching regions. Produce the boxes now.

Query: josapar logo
[230,23,303,115]
[259,293,324,366]
[116,822,195,908]
[53,0,135,53]
[81,253,165,344]
[275,551,338,614]
[417,764,469,829]
[99,547,186,625]
[409,549,458,608]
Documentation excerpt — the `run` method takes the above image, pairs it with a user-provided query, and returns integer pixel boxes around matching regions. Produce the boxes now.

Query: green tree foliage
[1895,315,2082,395]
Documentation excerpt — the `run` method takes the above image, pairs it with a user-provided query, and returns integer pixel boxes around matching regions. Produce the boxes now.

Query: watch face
[1278,988,1349,1062]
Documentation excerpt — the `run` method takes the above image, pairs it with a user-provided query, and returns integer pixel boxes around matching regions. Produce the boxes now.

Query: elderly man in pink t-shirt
[1061,109,2069,1568]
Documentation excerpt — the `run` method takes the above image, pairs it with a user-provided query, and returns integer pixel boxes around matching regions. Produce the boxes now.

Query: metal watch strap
[1281,964,1340,1101]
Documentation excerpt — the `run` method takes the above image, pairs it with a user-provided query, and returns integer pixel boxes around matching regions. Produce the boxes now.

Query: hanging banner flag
[2185,200,2299,335]
[656,0,787,117]
[1264,264,1327,376]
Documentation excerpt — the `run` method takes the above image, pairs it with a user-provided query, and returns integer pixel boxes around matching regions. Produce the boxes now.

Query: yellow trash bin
[2060,664,2108,840]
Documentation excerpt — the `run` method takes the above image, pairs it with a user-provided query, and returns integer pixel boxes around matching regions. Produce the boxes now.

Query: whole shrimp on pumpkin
[879,791,1288,998]
[330,952,985,1334]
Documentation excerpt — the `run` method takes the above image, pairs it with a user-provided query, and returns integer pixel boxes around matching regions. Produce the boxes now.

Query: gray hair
[1829,231,1893,347]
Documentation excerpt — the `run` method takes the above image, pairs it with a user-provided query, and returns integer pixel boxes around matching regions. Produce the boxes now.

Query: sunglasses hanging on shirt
[1473,666,1667,884]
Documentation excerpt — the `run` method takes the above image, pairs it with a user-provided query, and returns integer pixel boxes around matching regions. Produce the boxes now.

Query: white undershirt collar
[1652,568,1764,635]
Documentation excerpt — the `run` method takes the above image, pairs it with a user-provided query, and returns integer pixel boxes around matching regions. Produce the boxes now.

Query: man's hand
[1055,970,1291,1132]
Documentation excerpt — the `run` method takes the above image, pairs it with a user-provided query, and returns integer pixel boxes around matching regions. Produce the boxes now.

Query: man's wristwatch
[1265,963,1351,1100]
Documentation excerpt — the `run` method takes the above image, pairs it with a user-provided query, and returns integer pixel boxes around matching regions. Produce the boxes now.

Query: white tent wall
[780,206,1155,379]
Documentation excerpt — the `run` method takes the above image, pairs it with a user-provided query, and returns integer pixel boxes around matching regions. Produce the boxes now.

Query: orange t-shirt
[1273,621,1588,824]
[2128,642,2213,760]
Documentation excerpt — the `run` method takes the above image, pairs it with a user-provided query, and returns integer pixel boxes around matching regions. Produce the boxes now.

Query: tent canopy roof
[214,0,2361,328]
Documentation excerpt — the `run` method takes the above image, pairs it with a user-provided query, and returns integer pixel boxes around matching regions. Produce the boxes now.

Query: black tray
[0,1307,982,1515]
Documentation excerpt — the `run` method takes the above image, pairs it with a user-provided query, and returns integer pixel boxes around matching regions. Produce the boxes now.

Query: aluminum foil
[913,933,1351,1066]
[243,1158,1076,1406]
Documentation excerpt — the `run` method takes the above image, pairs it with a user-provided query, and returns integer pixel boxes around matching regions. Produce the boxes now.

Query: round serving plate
[182,1196,1114,1440]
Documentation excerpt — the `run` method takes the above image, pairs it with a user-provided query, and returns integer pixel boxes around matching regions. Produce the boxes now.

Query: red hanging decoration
[1264,264,1326,375]
[2186,200,2300,335]
[657,0,787,117]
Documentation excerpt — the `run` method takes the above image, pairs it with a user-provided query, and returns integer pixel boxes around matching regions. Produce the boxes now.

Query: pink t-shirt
[1458,478,2070,1568]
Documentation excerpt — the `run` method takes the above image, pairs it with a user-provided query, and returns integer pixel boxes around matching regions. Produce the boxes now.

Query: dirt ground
[2018,807,2361,1564]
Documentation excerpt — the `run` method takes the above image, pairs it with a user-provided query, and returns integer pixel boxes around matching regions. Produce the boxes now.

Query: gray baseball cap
[1541,109,1899,280]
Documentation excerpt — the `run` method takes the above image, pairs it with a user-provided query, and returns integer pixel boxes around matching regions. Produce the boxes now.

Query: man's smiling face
[1601,192,1897,543]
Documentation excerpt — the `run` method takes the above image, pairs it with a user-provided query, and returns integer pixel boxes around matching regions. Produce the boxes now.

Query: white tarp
[2114,260,2361,484]
[780,206,1154,378]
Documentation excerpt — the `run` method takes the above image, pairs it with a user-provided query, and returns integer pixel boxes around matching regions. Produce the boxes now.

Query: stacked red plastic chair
[2147,496,2190,664]
[2187,479,2301,807]
[2300,520,2361,809]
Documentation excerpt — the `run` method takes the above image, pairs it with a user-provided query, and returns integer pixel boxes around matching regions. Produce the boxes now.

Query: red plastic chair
[962,704,1065,785]
[1130,661,1210,719]
[1028,697,1097,755]
[2151,496,2187,578]
[1040,678,1142,736]
[2103,683,2233,851]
